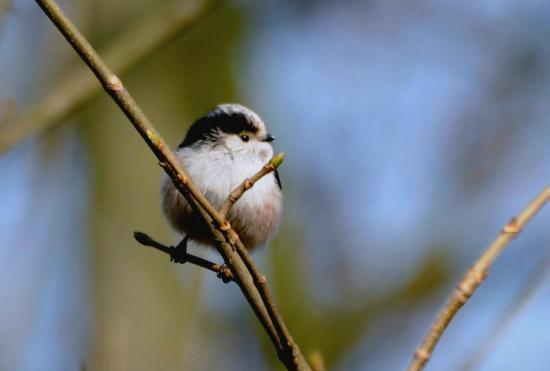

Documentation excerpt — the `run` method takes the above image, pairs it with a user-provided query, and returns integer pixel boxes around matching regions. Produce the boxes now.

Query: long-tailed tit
[161,103,283,251]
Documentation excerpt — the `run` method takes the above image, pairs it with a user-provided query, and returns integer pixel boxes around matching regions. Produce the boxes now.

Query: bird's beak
[264,133,275,142]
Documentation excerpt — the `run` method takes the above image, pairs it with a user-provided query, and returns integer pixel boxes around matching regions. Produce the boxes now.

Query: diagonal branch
[32,1,310,370]
[0,0,220,154]
[218,151,303,367]
[459,254,549,371]
[219,152,285,219]
[408,186,550,371]
[234,238,301,365]
[184,187,290,354]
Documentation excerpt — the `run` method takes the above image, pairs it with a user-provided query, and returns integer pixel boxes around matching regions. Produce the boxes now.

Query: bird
[161,103,283,252]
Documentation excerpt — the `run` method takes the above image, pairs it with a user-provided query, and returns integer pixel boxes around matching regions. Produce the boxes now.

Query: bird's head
[178,104,275,161]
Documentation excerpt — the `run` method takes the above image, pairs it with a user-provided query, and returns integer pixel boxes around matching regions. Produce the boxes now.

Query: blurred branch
[0,0,11,44]
[409,186,550,371]
[309,350,327,371]
[220,152,284,218]
[0,0,10,16]
[133,232,234,283]
[0,0,220,154]
[33,1,310,370]
[459,254,549,371]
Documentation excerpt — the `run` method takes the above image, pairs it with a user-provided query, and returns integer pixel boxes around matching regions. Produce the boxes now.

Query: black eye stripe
[178,109,259,148]
[219,114,258,134]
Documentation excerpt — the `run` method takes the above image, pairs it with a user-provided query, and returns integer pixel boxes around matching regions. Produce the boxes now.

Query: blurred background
[1,0,549,370]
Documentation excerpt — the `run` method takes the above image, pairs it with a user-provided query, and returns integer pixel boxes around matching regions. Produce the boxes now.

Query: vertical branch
[32,1,310,370]
[408,186,550,371]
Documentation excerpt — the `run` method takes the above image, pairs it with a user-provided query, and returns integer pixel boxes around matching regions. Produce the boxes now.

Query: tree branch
[0,0,220,154]
[218,152,305,367]
[408,186,550,371]
[133,231,234,283]
[32,1,310,369]
[459,254,549,371]
[220,152,285,218]
[180,186,285,349]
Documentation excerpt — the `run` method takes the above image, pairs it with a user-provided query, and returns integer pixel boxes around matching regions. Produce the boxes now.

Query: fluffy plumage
[162,104,283,251]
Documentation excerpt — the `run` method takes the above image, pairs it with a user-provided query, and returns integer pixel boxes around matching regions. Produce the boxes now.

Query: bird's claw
[217,264,232,283]
[169,236,189,264]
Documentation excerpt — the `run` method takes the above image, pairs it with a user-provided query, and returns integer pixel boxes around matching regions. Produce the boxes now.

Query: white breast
[165,143,283,250]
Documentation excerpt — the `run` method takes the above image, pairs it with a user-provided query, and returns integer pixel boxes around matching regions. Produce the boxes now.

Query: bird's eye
[240,133,250,142]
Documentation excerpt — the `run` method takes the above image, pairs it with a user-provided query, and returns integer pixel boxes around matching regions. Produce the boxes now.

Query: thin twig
[186,161,306,368]
[32,1,310,370]
[133,231,233,283]
[219,152,306,368]
[219,152,285,219]
[0,0,220,154]
[459,254,549,371]
[188,194,288,352]
[408,186,550,371]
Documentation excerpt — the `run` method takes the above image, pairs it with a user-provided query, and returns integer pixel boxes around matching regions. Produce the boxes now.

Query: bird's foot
[170,236,189,264]
[217,264,232,283]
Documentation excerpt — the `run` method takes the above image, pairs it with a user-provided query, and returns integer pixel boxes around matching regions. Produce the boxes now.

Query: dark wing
[274,169,282,190]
